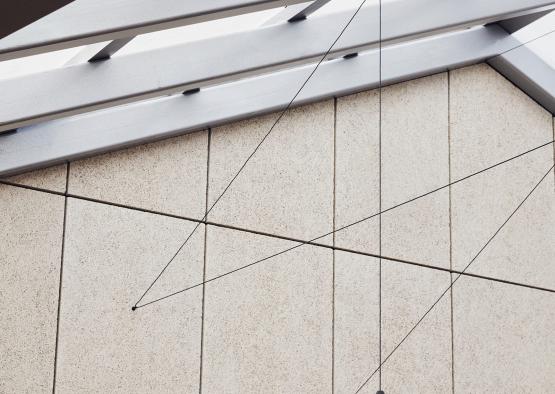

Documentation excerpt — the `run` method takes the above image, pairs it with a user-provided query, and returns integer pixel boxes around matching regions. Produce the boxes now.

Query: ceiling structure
[0,0,555,177]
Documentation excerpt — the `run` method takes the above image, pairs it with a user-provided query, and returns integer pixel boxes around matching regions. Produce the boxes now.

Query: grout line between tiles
[353,162,555,393]
[64,162,69,194]
[1,168,554,296]
[447,70,456,394]
[378,0,383,386]
[51,162,70,394]
[199,128,211,394]
[332,97,337,394]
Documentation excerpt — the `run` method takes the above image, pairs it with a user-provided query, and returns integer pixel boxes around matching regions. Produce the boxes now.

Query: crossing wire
[132,0,370,310]
[353,163,555,393]
[134,6,555,311]
[133,140,554,309]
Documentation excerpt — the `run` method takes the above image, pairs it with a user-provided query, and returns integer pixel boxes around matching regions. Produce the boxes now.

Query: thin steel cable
[377,0,383,389]
[353,163,555,393]
[132,0,369,309]
[133,140,554,309]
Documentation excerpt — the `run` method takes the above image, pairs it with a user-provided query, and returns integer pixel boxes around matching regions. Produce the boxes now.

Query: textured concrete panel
[208,101,334,242]
[381,189,450,268]
[334,252,379,394]
[335,91,380,253]
[202,225,332,393]
[453,276,555,392]
[0,185,64,393]
[56,198,204,393]
[68,131,208,218]
[382,73,450,269]
[381,262,452,393]
[5,164,67,192]
[450,63,552,179]
[451,143,554,288]
[334,75,450,393]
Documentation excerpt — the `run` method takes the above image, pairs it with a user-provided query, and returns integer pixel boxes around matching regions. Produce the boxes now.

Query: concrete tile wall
[450,65,555,392]
[1,63,554,393]
[333,253,379,394]
[0,185,65,393]
[381,263,452,392]
[381,74,451,392]
[202,226,333,393]
[453,275,555,392]
[449,63,552,177]
[68,131,208,218]
[334,91,380,253]
[381,73,450,269]
[57,198,204,393]
[450,146,554,288]
[5,164,68,192]
[450,65,555,289]
[333,91,381,394]
[208,101,335,243]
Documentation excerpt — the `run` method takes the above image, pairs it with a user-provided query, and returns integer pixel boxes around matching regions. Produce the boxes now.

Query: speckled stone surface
[208,101,334,243]
[334,90,380,394]
[68,131,208,219]
[2,62,555,393]
[381,73,450,269]
[450,113,555,289]
[56,198,203,393]
[453,275,555,392]
[450,63,552,179]
[334,90,380,254]
[5,164,67,192]
[381,262,452,393]
[333,252,379,394]
[202,225,333,393]
[0,185,64,393]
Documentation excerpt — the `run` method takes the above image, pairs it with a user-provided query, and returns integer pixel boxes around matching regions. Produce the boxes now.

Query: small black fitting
[88,55,111,63]
[183,87,200,95]
[343,52,359,59]
[288,15,307,23]
[0,128,18,136]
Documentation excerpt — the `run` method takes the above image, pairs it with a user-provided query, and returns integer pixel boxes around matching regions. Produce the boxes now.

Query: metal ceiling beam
[0,5,378,133]
[0,0,308,62]
[496,9,554,33]
[381,0,555,44]
[0,25,521,177]
[1,0,554,133]
[488,39,555,114]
